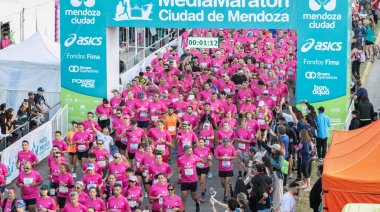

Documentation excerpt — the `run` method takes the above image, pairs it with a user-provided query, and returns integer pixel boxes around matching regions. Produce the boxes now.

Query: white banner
[2,122,52,184]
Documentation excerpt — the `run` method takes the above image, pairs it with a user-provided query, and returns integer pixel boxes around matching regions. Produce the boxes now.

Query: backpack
[2,198,17,212]
[310,142,317,160]
[255,107,270,121]
[305,125,317,139]
[281,160,289,174]
[357,50,365,63]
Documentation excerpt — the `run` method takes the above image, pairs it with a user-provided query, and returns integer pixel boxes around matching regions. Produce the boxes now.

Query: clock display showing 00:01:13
[188,39,218,46]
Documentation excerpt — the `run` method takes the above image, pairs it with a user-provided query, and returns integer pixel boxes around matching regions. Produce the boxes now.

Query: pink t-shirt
[124,186,143,204]
[149,101,167,122]
[220,118,237,129]
[108,161,130,182]
[176,130,198,156]
[0,162,9,180]
[126,127,145,153]
[193,147,212,169]
[2,198,13,212]
[72,131,91,152]
[107,195,131,212]
[215,144,236,171]
[92,148,109,168]
[133,99,150,121]
[217,129,235,143]
[148,162,172,182]
[52,140,68,153]
[237,89,253,102]
[247,119,260,142]
[66,192,89,205]
[240,104,257,114]
[135,151,147,172]
[36,196,56,211]
[141,154,155,173]
[49,160,62,183]
[199,129,215,148]
[112,117,124,129]
[17,150,38,170]
[57,172,74,198]
[146,129,172,156]
[256,108,273,130]
[181,113,199,128]
[83,198,106,212]
[62,203,87,212]
[82,120,101,142]
[198,90,213,102]
[149,183,169,211]
[176,155,203,183]
[115,124,131,142]
[17,170,43,200]
[163,195,184,211]
[236,128,252,152]
[82,173,103,191]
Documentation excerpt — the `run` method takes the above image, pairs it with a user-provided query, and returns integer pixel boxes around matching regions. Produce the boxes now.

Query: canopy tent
[323,120,380,212]
[0,31,60,115]
[0,0,22,20]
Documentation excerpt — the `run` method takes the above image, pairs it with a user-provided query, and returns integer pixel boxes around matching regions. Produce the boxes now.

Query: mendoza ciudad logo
[304,0,341,29]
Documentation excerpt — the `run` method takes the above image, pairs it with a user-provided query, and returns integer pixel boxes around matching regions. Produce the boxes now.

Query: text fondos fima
[159,0,290,8]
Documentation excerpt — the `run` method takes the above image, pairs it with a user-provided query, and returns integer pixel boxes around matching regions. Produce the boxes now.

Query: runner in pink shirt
[199,122,215,151]
[36,185,56,212]
[148,94,167,124]
[48,146,67,167]
[52,131,68,154]
[148,173,168,212]
[162,184,183,211]
[141,146,155,194]
[95,98,112,129]
[123,176,143,209]
[239,98,257,117]
[220,111,238,130]
[147,153,173,183]
[16,162,43,211]
[261,91,276,111]
[193,139,213,201]
[181,106,199,130]
[146,120,172,162]
[82,112,100,143]
[175,122,198,157]
[82,164,103,192]
[219,76,236,96]
[70,182,89,205]
[124,91,136,111]
[253,80,267,102]
[223,96,237,116]
[133,92,150,131]
[48,151,63,196]
[84,187,106,212]
[208,93,224,123]
[151,52,163,66]
[125,121,147,167]
[82,153,103,175]
[56,163,74,210]
[173,94,187,117]
[245,112,260,145]
[277,76,290,101]
[198,83,214,102]
[268,81,282,105]
[62,192,87,212]
[217,121,235,144]
[236,120,252,153]
[115,116,131,155]
[214,138,237,202]
[218,63,233,77]
[110,90,123,114]
[72,123,91,167]
[177,145,208,211]
[134,144,147,178]
[17,140,39,171]
[237,81,253,106]
[199,52,212,69]
[106,153,130,186]
[2,188,16,212]
[90,140,109,170]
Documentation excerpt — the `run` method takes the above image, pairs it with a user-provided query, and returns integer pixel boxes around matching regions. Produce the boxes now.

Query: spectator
[280,182,299,212]
[352,80,368,110]
[357,94,374,127]
[364,18,375,61]
[295,129,312,191]
[316,107,331,162]
[1,33,11,49]
[310,165,323,212]
[349,110,361,130]
[34,87,52,114]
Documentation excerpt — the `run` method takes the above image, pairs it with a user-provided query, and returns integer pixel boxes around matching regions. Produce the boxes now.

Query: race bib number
[129,201,137,208]
[159,197,163,205]
[87,183,97,190]
[115,181,122,186]
[121,138,128,143]
[140,112,147,117]
[153,179,158,184]
[288,71,294,76]
[172,98,178,102]
[183,142,191,148]
[222,161,231,167]
[130,143,138,150]
[136,161,141,168]
[23,178,33,185]
[224,88,231,94]
[99,116,107,121]
[205,139,210,146]
[271,96,277,101]
[196,162,205,168]
[238,143,246,149]
[185,168,194,176]
[178,112,184,118]
[213,67,219,73]
[151,116,158,121]
[256,96,261,101]
[78,145,86,151]
[98,160,106,167]
[59,186,68,193]
[201,63,207,68]
[143,170,148,177]
[157,144,165,152]
[113,109,117,114]
[168,126,176,132]
[258,119,265,125]
[49,188,56,196]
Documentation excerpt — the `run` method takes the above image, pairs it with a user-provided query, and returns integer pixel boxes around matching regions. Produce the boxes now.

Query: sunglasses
[168,188,174,191]
[252,78,257,79]
[129,180,136,183]
[96,143,103,145]
[124,117,129,119]
[41,188,48,190]
[54,156,59,158]
[247,100,252,102]
[116,113,121,115]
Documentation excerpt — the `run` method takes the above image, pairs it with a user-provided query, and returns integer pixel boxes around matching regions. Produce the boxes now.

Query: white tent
[0,31,60,116]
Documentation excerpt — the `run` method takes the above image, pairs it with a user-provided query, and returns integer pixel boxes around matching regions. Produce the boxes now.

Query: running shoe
[73,173,77,178]
[207,172,212,179]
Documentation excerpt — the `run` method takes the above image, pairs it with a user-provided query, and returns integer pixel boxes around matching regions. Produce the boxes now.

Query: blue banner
[296,0,351,124]
[60,0,107,120]
[107,0,298,29]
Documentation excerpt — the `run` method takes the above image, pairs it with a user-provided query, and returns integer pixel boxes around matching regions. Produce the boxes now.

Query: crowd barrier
[1,104,68,184]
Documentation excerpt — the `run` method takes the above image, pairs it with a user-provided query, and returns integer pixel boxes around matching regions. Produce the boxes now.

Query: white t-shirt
[280,192,296,212]
[282,113,294,123]
[96,131,114,152]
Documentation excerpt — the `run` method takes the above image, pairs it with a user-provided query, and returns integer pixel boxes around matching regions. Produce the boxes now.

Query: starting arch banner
[60,0,351,126]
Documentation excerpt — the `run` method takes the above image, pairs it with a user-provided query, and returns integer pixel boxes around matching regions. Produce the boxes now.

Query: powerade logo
[64,34,102,47]
[65,0,101,24]
[301,39,342,52]
[72,79,96,88]
[312,85,330,96]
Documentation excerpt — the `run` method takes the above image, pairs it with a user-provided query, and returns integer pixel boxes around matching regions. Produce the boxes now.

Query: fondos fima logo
[309,0,336,11]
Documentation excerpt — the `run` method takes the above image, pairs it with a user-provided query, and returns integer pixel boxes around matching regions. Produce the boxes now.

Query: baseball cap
[168,55,174,59]
[258,101,265,107]
[181,121,190,126]
[237,69,243,73]
[269,144,281,151]
[222,137,230,144]
[263,90,269,95]
[249,147,257,153]
[266,42,271,45]
[40,184,49,190]
[37,87,45,92]
[188,95,194,100]
[264,65,268,69]
[278,76,283,80]
[110,146,118,155]
[114,153,122,159]
[230,39,234,42]
[28,92,34,96]
[15,200,26,209]
[138,92,145,98]
[129,176,138,182]
[317,106,325,113]
[87,164,95,170]
[154,93,160,97]
[185,47,190,50]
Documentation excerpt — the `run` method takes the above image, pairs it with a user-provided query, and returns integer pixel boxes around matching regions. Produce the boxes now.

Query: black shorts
[115,140,122,149]
[128,152,136,160]
[50,183,58,196]
[181,182,198,192]
[365,40,374,45]
[58,196,67,209]
[260,129,266,133]
[196,167,209,176]
[143,180,152,186]
[210,148,214,155]
[119,143,127,151]
[69,152,76,156]
[138,121,150,128]
[135,171,142,176]
[301,163,310,178]
[23,198,36,206]
[89,142,94,149]
[76,149,89,160]
[218,170,234,178]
